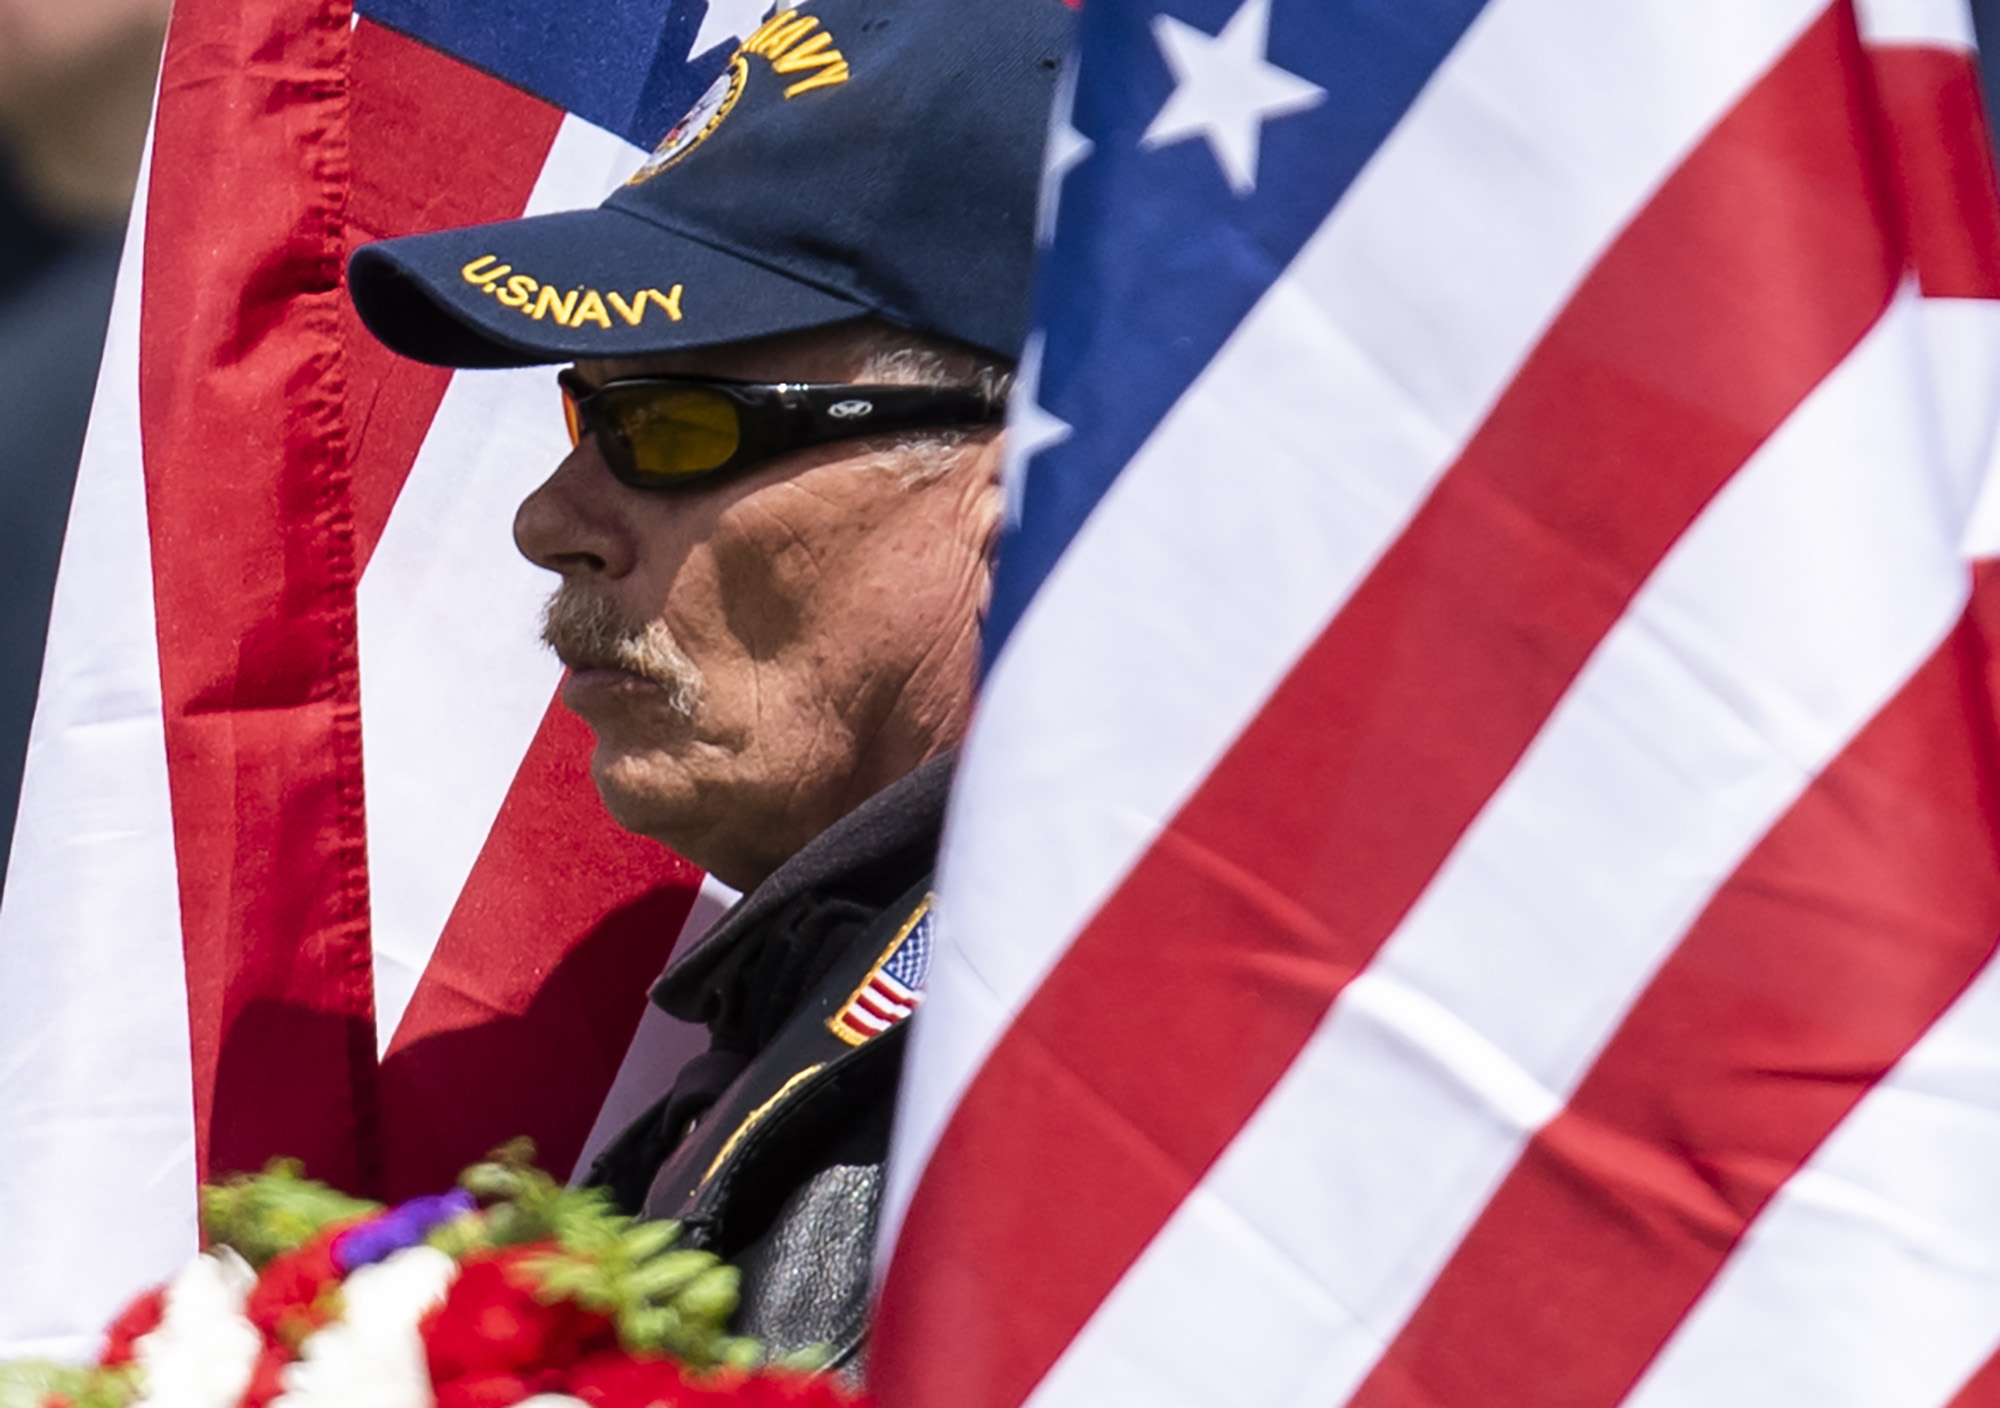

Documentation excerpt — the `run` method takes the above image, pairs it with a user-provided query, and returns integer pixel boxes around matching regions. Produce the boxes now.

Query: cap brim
[349,205,873,368]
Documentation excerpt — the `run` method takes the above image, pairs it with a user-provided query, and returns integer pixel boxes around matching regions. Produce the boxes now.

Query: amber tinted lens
[560,381,583,448]
[604,384,743,481]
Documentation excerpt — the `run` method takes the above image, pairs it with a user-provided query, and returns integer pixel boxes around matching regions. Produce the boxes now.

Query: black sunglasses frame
[558,369,1005,491]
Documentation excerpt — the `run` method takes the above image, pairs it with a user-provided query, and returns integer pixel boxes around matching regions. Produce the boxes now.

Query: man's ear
[957,427,1008,618]
[974,425,1008,541]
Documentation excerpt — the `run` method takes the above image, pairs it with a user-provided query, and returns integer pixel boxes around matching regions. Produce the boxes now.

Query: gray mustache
[541,584,704,720]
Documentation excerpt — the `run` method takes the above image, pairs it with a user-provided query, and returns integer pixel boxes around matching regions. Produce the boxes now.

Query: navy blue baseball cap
[349,0,1072,368]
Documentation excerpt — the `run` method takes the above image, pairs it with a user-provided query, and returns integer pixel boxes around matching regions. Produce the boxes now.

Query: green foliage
[200,1160,380,1270]
[457,1143,763,1369]
[0,1360,138,1408]
[3,1142,804,1408]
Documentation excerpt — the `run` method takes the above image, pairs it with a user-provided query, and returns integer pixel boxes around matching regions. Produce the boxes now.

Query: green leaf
[627,1250,716,1301]
[672,1265,740,1326]
[0,1361,143,1408]
[620,1220,679,1262]
[716,1336,764,1370]
[198,1161,380,1269]
[621,1305,674,1347]
[0,1360,90,1408]
[532,1261,600,1298]
[773,1343,833,1372]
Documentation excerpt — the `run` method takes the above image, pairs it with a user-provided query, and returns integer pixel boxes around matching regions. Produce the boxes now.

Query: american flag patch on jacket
[829,895,934,1046]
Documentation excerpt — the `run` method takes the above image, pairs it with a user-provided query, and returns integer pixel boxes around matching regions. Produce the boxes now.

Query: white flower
[134,1250,261,1408]
[274,1246,456,1408]
[515,1397,589,1408]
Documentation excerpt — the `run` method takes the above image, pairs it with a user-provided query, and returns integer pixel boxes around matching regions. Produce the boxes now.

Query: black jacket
[586,754,952,1365]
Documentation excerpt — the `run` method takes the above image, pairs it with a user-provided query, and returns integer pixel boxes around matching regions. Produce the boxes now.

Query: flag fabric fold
[0,0,780,1360]
[875,2,2000,1405]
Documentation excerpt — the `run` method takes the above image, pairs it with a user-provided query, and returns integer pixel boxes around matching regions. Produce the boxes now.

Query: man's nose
[513,439,636,578]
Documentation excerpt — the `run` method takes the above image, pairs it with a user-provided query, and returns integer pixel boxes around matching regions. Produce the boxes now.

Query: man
[348,0,1072,1368]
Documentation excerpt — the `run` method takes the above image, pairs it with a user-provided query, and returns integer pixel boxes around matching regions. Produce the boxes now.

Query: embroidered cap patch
[829,895,934,1046]
[628,8,852,185]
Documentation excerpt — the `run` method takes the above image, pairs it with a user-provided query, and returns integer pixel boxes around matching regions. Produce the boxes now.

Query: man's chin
[588,744,704,849]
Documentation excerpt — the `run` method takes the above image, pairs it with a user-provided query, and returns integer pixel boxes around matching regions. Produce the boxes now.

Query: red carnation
[238,1342,294,1408]
[245,1225,355,1351]
[98,1284,168,1367]
[730,1370,871,1408]
[670,1368,869,1408]
[567,1348,698,1408]
[422,1247,618,1385]
[432,1370,540,1408]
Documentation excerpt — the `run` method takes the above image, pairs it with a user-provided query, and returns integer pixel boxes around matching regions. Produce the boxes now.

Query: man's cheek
[709,523,820,651]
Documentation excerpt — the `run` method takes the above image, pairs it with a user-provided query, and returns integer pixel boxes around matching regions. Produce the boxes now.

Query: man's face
[513,323,1005,892]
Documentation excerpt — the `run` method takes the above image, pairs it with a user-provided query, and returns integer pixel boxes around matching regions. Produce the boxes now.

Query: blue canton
[988,0,1498,666]
[883,908,933,994]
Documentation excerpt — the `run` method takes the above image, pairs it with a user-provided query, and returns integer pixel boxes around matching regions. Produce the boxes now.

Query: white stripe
[1627,952,2000,1406]
[1027,289,1974,1406]
[359,114,643,1049]
[572,872,739,1179]
[690,0,775,63]
[1856,0,1977,50]
[887,0,1829,1253]
[0,130,199,1360]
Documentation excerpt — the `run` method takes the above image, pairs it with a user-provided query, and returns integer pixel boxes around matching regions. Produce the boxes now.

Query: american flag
[0,0,775,1360]
[831,902,934,1045]
[875,1,2000,1405]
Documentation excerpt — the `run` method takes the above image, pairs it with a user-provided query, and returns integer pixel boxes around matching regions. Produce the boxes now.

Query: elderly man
[349,0,1070,1369]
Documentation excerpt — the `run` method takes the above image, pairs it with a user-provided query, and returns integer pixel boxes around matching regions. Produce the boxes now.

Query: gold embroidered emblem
[627,8,851,185]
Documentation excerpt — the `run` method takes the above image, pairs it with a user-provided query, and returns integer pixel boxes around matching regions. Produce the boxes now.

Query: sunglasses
[558,368,1004,490]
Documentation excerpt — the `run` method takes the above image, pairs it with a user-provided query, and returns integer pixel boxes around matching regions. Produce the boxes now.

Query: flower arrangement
[0,1144,864,1408]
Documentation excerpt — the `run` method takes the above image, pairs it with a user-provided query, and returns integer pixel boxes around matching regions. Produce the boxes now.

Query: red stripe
[1347,570,2000,1408]
[1950,1344,2000,1407]
[859,988,909,1022]
[142,0,374,1186]
[872,13,1899,1405]
[851,1001,895,1030]
[1868,46,2000,299]
[377,699,698,1196]
[344,19,564,565]
[344,26,708,1190]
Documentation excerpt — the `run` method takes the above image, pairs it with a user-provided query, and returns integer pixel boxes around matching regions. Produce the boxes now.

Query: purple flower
[330,1189,477,1272]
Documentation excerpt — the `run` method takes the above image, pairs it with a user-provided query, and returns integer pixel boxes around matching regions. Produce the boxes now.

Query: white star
[1037,57,1094,246]
[1140,0,1324,195]
[1003,332,1072,526]
[690,0,776,61]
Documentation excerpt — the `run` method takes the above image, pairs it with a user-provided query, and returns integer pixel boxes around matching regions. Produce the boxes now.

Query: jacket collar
[651,750,956,1020]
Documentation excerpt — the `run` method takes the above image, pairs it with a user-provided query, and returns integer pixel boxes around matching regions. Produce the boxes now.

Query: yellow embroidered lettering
[571,290,613,329]
[606,291,649,325]
[770,31,838,72]
[531,285,580,323]
[746,11,815,56]
[740,9,793,50]
[782,59,848,97]
[761,15,821,58]
[461,255,502,284]
[737,11,848,95]
[497,274,536,308]
[645,285,685,322]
